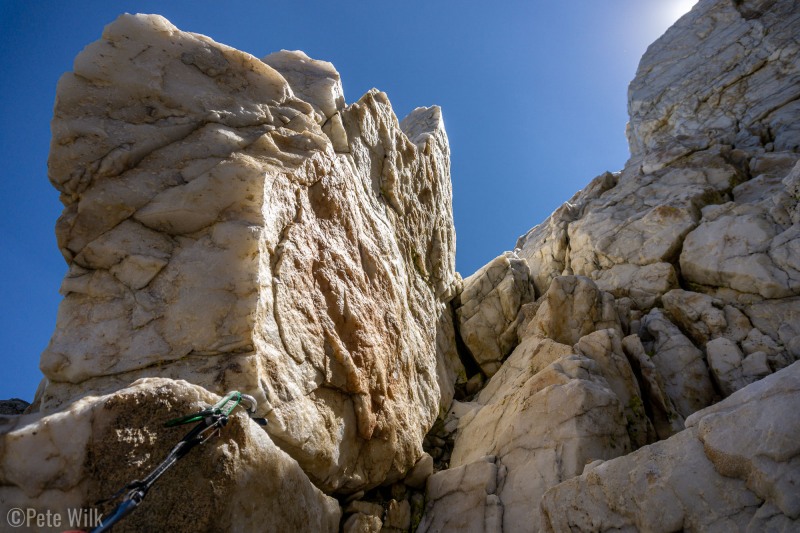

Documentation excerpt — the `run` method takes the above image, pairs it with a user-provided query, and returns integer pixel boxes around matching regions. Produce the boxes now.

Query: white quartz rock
[517,158,738,298]
[661,289,741,346]
[744,297,800,347]
[455,252,534,376]
[680,201,800,299]
[742,327,783,357]
[540,361,800,532]
[400,106,445,148]
[0,378,341,532]
[742,350,772,378]
[417,456,503,533]
[540,426,759,532]
[573,329,651,448]
[688,360,800,520]
[627,0,800,163]
[423,337,632,532]
[262,50,345,124]
[37,13,458,494]
[592,262,678,310]
[524,275,620,346]
[515,172,617,295]
[343,513,382,532]
[641,309,716,418]
[706,336,749,396]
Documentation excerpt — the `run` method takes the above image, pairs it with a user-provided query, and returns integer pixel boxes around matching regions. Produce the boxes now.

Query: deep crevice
[449,299,483,402]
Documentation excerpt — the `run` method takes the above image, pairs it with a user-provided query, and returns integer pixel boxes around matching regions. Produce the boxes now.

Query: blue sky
[0,1,695,400]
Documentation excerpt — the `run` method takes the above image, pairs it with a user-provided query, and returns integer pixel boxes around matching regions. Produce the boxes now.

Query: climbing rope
[90,391,266,533]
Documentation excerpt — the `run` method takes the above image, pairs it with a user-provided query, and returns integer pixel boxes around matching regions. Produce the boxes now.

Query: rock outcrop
[453,252,533,376]
[31,12,459,496]
[2,11,464,530]
[517,0,800,318]
[420,281,651,530]
[0,399,29,416]
[540,362,800,532]
[420,0,800,530]
[3,0,800,531]
[1,379,341,532]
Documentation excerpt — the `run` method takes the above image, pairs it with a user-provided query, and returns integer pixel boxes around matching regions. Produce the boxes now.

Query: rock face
[539,362,800,532]
[513,0,800,401]
[640,308,716,417]
[31,13,459,497]
[0,399,29,415]
[420,282,652,530]
[0,378,342,532]
[4,0,800,531]
[454,252,533,376]
[420,0,800,530]
[517,0,800,317]
[627,0,800,169]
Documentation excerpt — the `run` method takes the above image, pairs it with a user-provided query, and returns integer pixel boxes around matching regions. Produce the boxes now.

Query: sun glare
[669,0,699,22]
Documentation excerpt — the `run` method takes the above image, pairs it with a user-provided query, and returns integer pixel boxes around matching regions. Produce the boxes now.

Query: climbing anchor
[90,391,266,533]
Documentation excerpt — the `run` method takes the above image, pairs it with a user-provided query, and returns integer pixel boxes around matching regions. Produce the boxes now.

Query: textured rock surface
[262,50,344,126]
[6,0,800,531]
[627,0,800,167]
[517,0,800,324]
[417,455,503,533]
[640,309,716,418]
[419,326,643,530]
[523,276,620,346]
[680,189,800,299]
[662,289,746,346]
[706,337,751,396]
[454,252,533,376]
[621,334,684,440]
[539,362,800,532]
[0,399,29,415]
[35,13,457,494]
[0,378,341,532]
[573,329,652,447]
[424,1,800,531]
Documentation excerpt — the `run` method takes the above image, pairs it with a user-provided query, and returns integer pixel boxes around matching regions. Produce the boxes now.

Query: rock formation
[3,12,459,531]
[420,0,800,530]
[0,399,29,416]
[40,12,459,497]
[2,379,342,531]
[453,252,533,376]
[540,362,800,532]
[2,0,800,531]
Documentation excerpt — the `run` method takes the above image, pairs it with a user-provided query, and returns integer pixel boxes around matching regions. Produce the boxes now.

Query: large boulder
[523,276,620,346]
[454,252,534,376]
[540,361,800,532]
[36,13,458,493]
[0,378,342,532]
[419,335,639,531]
[517,157,738,306]
[417,455,504,533]
[662,288,751,346]
[640,309,716,418]
[680,191,800,300]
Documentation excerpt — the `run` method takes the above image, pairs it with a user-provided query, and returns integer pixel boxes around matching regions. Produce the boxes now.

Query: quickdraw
[90,391,267,533]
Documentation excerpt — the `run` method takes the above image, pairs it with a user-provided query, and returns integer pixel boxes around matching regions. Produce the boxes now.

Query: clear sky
[0,0,696,401]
